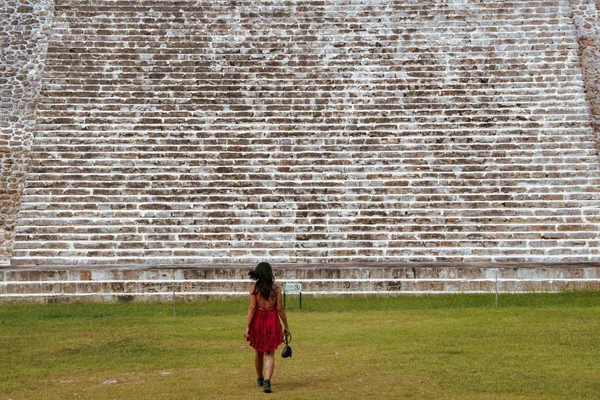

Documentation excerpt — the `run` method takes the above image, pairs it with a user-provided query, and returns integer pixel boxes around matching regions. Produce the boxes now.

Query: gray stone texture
[2,0,600,266]
[570,0,600,139]
[0,0,54,264]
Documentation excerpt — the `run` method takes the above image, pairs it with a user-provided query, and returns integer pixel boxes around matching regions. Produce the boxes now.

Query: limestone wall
[2,263,600,301]
[0,0,53,264]
[3,0,600,266]
[570,0,600,144]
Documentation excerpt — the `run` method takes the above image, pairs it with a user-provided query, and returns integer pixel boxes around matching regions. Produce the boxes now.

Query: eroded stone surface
[0,0,54,264]
[569,0,600,143]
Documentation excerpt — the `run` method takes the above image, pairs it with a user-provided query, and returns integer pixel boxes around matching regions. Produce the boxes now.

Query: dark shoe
[263,379,272,393]
[256,378,264,387]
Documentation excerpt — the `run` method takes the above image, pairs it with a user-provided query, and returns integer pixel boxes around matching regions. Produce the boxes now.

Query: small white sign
[283,282,302,294]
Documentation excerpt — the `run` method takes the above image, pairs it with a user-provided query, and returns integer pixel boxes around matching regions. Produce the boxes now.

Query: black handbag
[281,332,292,358]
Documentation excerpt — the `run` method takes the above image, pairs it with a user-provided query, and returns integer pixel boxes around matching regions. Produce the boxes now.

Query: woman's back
[252,284,279,310]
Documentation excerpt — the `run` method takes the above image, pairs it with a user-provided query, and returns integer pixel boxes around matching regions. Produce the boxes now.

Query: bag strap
[283,332,292,345]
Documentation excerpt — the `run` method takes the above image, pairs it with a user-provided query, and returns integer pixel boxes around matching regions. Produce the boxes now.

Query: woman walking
[244,262,290,393]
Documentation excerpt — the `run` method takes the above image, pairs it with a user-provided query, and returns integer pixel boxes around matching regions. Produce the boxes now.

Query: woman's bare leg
[255,351,264,378]
[264,350,275,380]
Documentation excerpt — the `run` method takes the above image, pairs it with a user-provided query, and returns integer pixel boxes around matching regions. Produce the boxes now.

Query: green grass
[1,292,599,399]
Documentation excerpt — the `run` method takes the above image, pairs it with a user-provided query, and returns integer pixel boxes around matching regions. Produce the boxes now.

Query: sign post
[283,282,302,309]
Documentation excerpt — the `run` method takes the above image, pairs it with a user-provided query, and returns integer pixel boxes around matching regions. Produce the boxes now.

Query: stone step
[15,207,600,218]
[12,235,600,248]
[12,239,600,252]
[36,78,584,87]
[53,8,567,15]
[48,32,576,43]
[24,153,599,164]
[51,2,564,9]
[17,198,600,210]
[37,81,583,92]
[27,131,597,144]
[1,263,600,301]
[28,142,596,153]
[35,107,591,117]
[37,76,581,87]
[15,204,600,215]
[9,249,600,265]
[52,3,562,10]
[34,101,588,109]
[10,248,595,261]
[26,157,599,167]
[42,56,579,68]
[52,10,568,15]
[43,47,576,58]
[11,257,600,265]
[23,163,598,174]
[31,130,595,139]
[20,197,600,207]
[25,133,600,148]
[35,102,588,109]
[34,114,591,124]
[14,216,600,229]
[14,231,600,243]
[14,216,600,227]
[51,17,569,25]
[45,38,575,47]
[50,3,567,12]
[45,40,577,50]
[25,157,600,168]
[40,53,581,64]
[13,221,600,234]
[12,235,600,246]
[48,32,572,42]
[15,204,599,216]
[52,0,562,5]
[51,17,570,25]
[34,80,583,90]
[35,124,592,133]
[20,169,600,180]
[15,203,600,214]
[20,208,598,220]
[27,141,598,152]
[35,113,590,122]
[19,173,600,186]
[18,180,600,192]
[34,100,588,110]
[41,68,584,78]
[37,92,587,102]
[22,172,600,183]
[20,185,600,196]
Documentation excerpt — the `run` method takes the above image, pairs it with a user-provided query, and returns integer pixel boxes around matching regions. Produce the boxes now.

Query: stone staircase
[11,0,600,266]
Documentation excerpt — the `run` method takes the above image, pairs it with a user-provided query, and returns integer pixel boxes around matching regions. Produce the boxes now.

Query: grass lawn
[1,292,599,399]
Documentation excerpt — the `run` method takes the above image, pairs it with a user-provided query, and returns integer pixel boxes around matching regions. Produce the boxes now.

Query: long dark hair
[248,262,275,300]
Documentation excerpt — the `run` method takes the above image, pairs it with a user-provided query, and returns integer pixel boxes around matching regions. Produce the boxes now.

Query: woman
[244,262,290,394]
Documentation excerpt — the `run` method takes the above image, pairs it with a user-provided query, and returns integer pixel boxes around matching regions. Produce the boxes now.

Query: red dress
[248,304,283,353]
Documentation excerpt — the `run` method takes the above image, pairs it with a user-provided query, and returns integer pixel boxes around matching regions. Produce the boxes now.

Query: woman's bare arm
[245,284,257,337]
